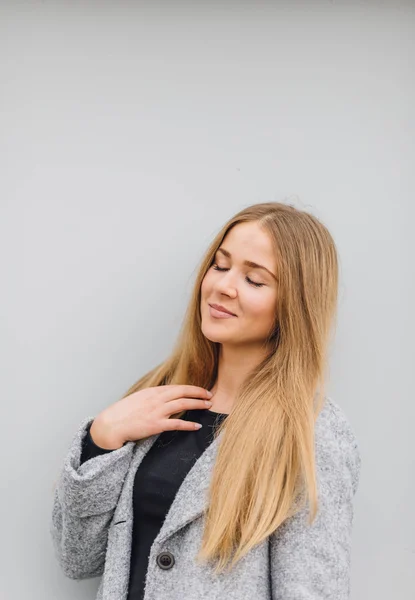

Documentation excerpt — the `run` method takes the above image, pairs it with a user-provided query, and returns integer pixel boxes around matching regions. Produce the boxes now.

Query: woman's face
[200,221,278,348]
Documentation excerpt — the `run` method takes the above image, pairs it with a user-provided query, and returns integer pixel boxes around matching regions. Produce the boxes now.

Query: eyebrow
[216,247,277,281]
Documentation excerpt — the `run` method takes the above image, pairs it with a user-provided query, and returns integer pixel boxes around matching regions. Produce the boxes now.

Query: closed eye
[212,264,265,288]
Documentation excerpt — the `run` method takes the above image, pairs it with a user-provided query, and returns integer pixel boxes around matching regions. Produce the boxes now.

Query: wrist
[89,419,125,450]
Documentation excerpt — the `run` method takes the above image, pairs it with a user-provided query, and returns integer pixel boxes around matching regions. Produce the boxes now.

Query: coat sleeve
[49,417,136,580]
[269,401,361,600]
[80,421,115,464]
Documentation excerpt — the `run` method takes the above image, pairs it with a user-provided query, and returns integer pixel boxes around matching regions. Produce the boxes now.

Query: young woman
[50,202,361,600]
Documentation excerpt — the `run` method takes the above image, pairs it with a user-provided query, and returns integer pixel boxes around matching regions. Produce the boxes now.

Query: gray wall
[1,1,413,599]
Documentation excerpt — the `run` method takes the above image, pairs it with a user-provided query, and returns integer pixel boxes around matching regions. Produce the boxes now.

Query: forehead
[220,222,275,260]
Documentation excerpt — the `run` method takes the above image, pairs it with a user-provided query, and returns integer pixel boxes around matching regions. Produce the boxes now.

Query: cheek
[201,272,213,296]
[245,291,276,320]
[248,298,268,316]
[200,277,209,301]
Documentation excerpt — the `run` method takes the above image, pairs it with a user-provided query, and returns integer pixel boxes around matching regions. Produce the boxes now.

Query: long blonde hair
[122,202,339,574]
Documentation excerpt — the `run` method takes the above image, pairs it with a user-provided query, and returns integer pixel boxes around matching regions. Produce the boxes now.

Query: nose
[214,270,238,298]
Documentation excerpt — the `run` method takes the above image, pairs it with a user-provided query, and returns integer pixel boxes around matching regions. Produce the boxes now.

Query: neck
[209,343,270,414]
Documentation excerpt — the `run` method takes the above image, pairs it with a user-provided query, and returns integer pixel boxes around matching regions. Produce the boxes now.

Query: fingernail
[206,391,213,397]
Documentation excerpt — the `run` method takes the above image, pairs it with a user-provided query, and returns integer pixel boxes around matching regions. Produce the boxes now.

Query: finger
[162,385,212,400]
[163,418,202,431]
[164,397,212,415]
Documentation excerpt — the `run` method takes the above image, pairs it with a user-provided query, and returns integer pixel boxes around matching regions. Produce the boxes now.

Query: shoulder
[314,396,362,496]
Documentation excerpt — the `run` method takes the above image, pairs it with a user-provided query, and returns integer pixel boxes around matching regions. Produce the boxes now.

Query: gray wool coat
[50,396,361,600]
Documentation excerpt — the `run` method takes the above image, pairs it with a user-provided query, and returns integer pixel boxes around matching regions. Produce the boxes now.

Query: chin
[201,326,222,343]
[203,333,227,344]
[200,324,234,344]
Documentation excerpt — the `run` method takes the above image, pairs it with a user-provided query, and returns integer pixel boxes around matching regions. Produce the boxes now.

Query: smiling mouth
[209,303,236,315]
[208,304,237,318]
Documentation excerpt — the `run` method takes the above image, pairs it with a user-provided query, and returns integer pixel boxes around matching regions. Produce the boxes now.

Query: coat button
[156,551,175,570]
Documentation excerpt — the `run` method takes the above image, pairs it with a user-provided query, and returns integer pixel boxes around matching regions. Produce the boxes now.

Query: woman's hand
[89,385,214,449]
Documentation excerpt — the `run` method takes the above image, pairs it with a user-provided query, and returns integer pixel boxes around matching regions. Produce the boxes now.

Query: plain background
[1,1,414,599]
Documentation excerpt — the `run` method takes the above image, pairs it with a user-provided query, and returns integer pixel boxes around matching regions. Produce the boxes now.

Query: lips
[209,303,236,316]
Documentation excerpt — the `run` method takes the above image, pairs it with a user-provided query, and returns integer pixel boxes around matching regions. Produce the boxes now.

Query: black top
[80,408,229,600]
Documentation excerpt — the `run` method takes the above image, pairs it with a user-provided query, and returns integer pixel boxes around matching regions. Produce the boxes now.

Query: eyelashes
[212,264,265,288]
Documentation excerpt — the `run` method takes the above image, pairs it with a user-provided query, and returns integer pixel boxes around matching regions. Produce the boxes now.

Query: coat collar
[115,428,224,544]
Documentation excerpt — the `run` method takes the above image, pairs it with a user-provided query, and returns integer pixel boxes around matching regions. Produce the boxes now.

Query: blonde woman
[50,202,361,600]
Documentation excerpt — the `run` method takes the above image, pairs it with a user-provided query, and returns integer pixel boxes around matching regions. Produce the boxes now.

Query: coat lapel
[155,430,224,545]
[114,428,224,545]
